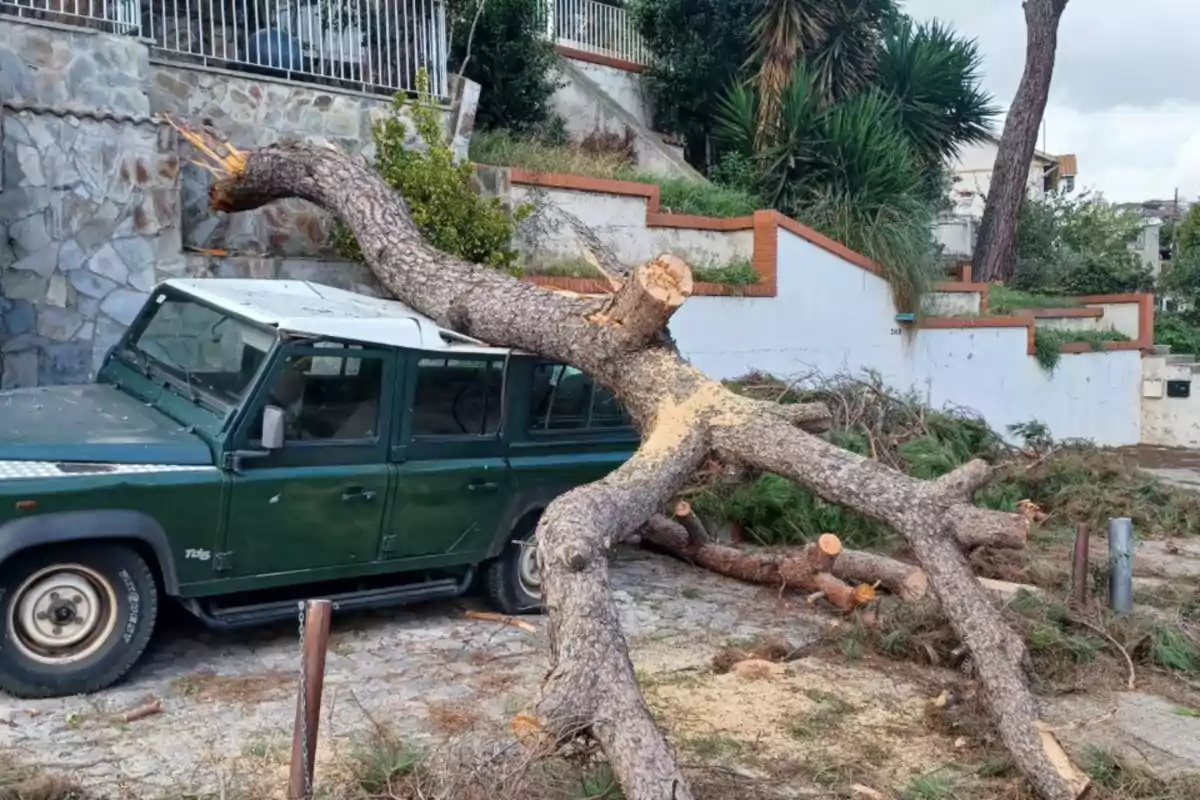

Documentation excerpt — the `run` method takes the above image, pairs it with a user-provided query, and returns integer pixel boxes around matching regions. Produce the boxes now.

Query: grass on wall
[470,130,759,219]
[526,257,759,286]
[1033,329,1132,372]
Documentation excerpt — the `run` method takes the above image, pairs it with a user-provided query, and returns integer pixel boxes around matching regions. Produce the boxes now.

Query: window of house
[253,345,384,443]
[411,357,505,437]
[528,362,632,432]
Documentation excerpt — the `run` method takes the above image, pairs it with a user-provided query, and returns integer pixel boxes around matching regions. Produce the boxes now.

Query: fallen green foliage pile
[694,373,1200,548]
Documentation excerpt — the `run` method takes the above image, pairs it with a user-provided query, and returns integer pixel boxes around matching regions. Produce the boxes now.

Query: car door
[222,342,396,577]
[383,350,511,563]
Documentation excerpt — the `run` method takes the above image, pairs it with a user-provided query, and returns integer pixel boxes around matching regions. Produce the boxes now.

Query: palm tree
[748,0,898,142]
[747,0,825,147]
[874,18,999,170]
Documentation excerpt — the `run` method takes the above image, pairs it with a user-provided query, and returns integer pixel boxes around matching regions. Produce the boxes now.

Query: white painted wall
[1142,355,1200,447]
[550,58,699,179]
[669,228,1144,446]
[567,58,651,128]
[512,185,752,269]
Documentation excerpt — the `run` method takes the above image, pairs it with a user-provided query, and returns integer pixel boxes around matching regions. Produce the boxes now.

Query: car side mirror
[262,405,285,450]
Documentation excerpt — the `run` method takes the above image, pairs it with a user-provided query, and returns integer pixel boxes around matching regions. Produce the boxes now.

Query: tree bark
[198,138,1086,800]
[972,0,1071,284]
[641,516,874,611]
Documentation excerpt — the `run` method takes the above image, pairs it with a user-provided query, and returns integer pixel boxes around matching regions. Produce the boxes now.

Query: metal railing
[1,0,141,35]
[148,0,450,97]
[542,0,648,66]
[1,0,450,98]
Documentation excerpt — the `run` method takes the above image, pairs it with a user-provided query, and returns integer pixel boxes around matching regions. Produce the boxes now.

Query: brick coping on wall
[502,168,1158,365]
[920,293,1156,359]
[554,45,647,74]
[506,168,974,300]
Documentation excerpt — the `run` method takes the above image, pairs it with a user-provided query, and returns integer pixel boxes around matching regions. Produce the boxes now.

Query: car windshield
[123,293,275,408]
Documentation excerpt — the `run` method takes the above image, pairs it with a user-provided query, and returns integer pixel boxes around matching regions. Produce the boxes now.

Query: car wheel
[485,523,542,616]
[0,543,159,699]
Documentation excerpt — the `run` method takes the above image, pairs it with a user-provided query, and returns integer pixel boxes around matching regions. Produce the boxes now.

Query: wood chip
[465,610,537,634]
[116,699,163,724]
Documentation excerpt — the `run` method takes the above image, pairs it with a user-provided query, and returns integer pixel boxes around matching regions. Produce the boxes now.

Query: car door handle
[342,487,377,503]
[468,480,499,493]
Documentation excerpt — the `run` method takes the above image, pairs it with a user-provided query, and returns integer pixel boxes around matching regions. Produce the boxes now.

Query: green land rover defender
[0,279,637,699]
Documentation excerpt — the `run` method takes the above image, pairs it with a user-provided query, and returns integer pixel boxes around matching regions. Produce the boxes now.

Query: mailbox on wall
[1167,380,1192,399]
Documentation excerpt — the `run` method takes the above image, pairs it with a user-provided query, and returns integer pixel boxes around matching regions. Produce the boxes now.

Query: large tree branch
[198,137,1084,800]
[710,411,1086,800]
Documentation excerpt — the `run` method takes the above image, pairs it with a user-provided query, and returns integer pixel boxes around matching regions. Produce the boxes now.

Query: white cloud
[902,0,1200,202]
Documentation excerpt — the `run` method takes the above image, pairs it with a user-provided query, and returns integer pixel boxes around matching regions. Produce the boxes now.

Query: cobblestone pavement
[0,550,821,796]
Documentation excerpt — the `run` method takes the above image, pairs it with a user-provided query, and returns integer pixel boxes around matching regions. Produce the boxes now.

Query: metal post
[1070,523,1090,609]
[288,599,333,800]
[1107,518,1134,615]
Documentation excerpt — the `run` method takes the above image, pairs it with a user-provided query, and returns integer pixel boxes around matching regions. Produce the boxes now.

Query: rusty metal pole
[288,599,332,800]
[1070,523,1090,609]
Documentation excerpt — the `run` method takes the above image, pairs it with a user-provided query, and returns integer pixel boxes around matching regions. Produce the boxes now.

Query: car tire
[0,543,159,699]
[485,521,542,616]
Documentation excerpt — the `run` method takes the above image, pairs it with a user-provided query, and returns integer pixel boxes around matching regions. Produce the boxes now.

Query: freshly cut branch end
[600,255,694,349]
[673,501,710,546]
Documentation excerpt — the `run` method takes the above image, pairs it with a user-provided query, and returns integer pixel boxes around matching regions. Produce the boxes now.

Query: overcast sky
[903,0,1199,204]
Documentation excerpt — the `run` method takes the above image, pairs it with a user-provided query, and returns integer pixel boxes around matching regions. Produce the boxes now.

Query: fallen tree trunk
[641,515,875,611]
[191,135,1086,800]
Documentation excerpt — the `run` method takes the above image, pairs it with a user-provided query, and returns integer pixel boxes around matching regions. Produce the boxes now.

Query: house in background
[935,135,1078,262]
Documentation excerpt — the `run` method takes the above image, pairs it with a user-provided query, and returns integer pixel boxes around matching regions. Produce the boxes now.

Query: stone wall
[1,111,183,388]
[0,17,479,390]
[150,64,417,258]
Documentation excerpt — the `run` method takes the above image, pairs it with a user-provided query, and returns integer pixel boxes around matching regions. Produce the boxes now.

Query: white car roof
[162,278,509,354]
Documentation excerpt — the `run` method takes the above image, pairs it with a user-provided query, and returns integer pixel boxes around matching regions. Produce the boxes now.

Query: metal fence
[1,0,450,98]
[542,0,648,66]
[147,0,450,97]
[1,0,141,35]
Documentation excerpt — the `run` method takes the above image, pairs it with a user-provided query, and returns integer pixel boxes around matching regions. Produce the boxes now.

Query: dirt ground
[2,547,1198,799]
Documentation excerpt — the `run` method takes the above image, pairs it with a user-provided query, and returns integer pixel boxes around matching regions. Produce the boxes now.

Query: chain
[297,600,311,799]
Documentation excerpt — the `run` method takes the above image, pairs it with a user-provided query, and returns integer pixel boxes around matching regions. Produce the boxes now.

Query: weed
[787,689,855,740]
[680,733,743,759]
[575,764,625,799]
[348,733,423,795]
[528,256,759,286]
[988,285,1079,314]
[899,771,959,800]
[1033,328,1131,372]
[1082,745,1200,798]
[680,587,702,600]
[1148,625,1200,676]
[470,130,760,219]
[691,257,760,286]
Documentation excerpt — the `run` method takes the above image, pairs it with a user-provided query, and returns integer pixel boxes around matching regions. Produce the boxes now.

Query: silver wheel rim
[9,564,118,666]
[517,543,541,599]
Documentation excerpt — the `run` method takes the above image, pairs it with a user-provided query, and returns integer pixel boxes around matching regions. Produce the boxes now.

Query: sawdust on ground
[642,654,968,792]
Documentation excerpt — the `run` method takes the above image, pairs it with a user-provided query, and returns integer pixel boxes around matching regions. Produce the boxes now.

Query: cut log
[195,135,1085,800]
[599,255,693,350]
[673,501,710,546]
[641,517,871,612]
[833,550,929,602]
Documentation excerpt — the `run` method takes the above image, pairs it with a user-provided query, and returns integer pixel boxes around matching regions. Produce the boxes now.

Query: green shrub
[1032,329,1131,372]
[1012,192,1154,296]
[332,72,528,272]
[448,0,559,132]
[691,257,759,285]
[1155,312,1200,356]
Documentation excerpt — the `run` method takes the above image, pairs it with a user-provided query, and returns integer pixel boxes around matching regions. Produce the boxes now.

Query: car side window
[528,362,632,431]
[411,357,505,437]
[252,345,385,443]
